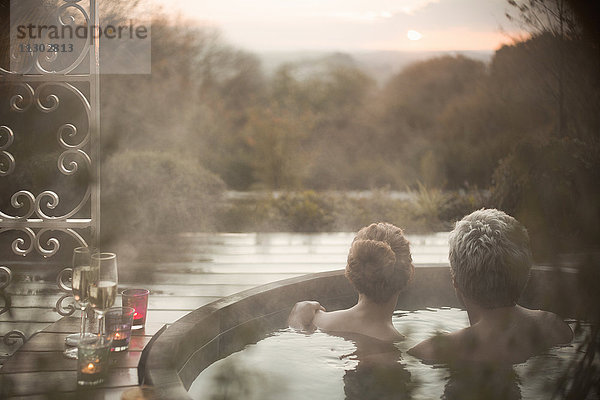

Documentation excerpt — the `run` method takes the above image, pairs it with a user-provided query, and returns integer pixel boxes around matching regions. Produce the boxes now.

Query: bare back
[408,306,572,364]
[313,307,404,342]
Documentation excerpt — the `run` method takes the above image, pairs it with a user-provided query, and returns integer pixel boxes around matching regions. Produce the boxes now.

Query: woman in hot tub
[288,222,414,342]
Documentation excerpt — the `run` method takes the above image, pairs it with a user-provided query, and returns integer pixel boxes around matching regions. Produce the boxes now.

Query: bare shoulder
[540,310,573,344]
[407,337,438,361]
[526,308,573,345]
[408,332,455,362]
[312,308,347,330]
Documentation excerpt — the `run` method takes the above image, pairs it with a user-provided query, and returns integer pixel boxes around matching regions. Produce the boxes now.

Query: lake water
[189,308,583,400]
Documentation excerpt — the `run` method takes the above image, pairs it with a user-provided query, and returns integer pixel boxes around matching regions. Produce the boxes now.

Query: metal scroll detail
[0,266,13,316]
[37,1,92,75]
[0,82,92,223]
[0,0,100,346]
[55,267,76,316]
[0,126,15,177]
[0,228,87,258]
[8,83,34,112]
[1,0,91,76]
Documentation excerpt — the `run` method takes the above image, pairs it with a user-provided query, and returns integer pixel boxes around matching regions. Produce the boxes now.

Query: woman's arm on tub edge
[288,301,326,331]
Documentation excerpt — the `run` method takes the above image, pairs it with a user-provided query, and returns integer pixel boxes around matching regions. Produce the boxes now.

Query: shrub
[216,193,282,232]
[101,150,226,247]
[217,189,487,234]
[438,190,490,223]
[330,188,412,232]
[273,191,335,232]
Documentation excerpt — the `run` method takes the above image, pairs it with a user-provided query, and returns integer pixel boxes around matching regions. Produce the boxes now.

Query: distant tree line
[100,8,597,191]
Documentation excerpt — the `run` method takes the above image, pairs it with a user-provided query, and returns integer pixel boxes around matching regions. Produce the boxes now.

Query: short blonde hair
[346,222,414,303]
[449,209,532,308]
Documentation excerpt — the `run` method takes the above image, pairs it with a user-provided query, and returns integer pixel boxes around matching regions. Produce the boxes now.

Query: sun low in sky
[152,0,519,52]
[407,30,423,41]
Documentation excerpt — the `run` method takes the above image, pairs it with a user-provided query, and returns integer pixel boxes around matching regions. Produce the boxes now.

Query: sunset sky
[152,0,522,52]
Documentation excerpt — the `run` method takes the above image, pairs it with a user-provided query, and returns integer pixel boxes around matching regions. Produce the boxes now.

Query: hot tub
[141,265,585,399]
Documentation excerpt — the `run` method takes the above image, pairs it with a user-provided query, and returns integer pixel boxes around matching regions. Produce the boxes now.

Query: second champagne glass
[89,252,118,336]
[64,247,97,359]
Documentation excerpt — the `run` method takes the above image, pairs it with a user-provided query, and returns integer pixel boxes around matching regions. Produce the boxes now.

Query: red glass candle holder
[122,288,149,330]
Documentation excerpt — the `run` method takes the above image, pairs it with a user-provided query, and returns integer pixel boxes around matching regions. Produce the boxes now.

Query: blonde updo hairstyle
[345,222,414,304]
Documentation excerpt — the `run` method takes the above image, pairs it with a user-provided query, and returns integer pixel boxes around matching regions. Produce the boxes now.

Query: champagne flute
[89,252,118,337]
[64,247,97,359]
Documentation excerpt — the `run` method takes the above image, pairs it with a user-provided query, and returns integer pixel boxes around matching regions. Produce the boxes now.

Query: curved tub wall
[142,266,581,400]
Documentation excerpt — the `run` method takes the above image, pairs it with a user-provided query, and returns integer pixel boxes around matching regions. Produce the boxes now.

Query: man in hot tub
[408,208,573,364]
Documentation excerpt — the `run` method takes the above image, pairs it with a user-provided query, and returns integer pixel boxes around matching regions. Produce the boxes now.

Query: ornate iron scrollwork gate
[0,0,100,359]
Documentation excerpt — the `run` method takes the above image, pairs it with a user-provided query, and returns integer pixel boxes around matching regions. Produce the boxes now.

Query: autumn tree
[378,55,486,187]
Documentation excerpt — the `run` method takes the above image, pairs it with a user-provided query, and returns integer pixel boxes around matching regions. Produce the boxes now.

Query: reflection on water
[189,308,582,400]
[341,333,412,400]
[190,331,358,400]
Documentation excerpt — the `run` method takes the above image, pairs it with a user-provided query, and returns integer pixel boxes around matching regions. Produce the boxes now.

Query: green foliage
[216,191,335,232]
[438,190,490,223]
[101,150,226,246]
[329,188,416,232]
[402,183,487,232]
[273,191,335,232]
[216,193,279,232]
[407,182,449,229]
[218,189,487,234]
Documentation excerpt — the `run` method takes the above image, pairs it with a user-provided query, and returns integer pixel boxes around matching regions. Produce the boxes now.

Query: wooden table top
[0,315,168,399]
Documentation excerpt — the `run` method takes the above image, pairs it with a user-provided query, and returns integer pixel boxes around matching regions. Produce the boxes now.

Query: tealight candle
[122,289,149,330]
[83,362,98,374]
[133,310,143,324]
[77,337,111,386]
[105,307,134,352]
[110,329,131,351]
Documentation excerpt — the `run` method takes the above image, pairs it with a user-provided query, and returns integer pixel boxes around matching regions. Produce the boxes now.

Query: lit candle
[132,310,145,327]
[83,362,97,374]
[122,289,149,330]
[114,332,122,340]
[77,338,110,386]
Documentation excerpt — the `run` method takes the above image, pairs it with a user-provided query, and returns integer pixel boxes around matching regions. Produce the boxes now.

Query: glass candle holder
[105,306,135,352]
[77,336,112,386]
[122,289,149,330]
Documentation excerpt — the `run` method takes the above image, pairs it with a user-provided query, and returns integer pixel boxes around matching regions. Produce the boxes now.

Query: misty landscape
[89,2,598,262]
[1,0,600,398]
[1,1,598,259]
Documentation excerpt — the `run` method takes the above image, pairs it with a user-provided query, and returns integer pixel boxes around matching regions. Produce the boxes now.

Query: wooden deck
[0,232,450,398]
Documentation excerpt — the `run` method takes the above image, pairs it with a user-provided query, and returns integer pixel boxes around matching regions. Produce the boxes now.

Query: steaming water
[188,308,583,400]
